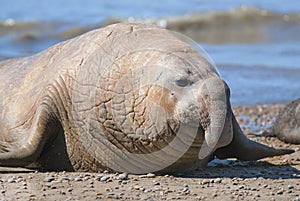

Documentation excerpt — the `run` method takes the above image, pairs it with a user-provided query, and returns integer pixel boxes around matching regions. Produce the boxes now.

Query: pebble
[82,176,90,181]
[58,176,70,182]
[100,176,110,182]
[138,173,156,179]
[43,176,55,182]
[146,173,156,178]
[214,178,222,184]
[138,196,151,201]
[201,179,210,185]
[74,177,83,182]
[117,173,128,180]
[107,192,116,199]
[152,187,161,192]
[133,185,142,190]
[7,177,17,183]
[277,188,284,195]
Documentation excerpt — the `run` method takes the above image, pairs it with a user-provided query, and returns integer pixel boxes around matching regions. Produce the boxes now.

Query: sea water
[0,0,299,105]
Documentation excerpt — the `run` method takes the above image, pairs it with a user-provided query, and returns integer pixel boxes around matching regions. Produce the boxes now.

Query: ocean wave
[102,6,300,44]
[0,19,95,41]
[1,6,300,45]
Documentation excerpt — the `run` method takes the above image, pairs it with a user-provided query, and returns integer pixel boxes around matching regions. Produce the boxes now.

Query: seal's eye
[175,78,189,87]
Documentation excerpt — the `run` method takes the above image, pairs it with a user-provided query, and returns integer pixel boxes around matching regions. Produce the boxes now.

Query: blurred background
[0,0,299,105]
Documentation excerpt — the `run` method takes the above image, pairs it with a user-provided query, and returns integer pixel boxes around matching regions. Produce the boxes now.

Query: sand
[0,105,299,201]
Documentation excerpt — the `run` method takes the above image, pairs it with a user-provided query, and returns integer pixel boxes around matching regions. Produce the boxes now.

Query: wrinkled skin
[273,98,300,144]
[0,23,294,173]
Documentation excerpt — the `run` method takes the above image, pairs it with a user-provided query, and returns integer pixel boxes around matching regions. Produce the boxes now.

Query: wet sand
[0,104,299,201]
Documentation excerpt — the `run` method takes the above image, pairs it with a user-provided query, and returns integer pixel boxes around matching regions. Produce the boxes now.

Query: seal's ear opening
[214,115,295,161]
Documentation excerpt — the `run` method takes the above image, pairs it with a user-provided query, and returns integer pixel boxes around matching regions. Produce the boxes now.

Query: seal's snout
[201,78,233,150]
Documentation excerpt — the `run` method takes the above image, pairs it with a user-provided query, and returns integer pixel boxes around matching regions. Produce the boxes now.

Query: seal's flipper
[214,114,294,161]
[0,104,56,167]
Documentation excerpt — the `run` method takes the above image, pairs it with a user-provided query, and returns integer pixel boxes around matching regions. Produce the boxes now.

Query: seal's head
[106,38,233,172]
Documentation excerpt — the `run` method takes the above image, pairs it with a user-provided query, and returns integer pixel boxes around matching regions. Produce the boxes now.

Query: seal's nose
[198,77,233,159]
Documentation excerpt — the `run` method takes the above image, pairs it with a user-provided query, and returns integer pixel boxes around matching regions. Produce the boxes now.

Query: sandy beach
[0,104,299,201]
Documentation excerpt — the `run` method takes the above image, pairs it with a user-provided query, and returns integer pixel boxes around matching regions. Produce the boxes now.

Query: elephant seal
[273,98,300,144]
[0,23,294,173]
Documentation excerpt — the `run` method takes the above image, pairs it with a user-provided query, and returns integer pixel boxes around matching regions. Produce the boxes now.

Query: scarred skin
[0,23,294,173]
[273,98,300,144]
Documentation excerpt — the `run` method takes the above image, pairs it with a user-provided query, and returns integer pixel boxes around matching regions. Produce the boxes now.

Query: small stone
[74,177,83,182]
[100,176,110,182]
[7,177,16,183]
[201,179,210,185]
[277,189,284,195]
[133,185,142,190]
[58,176,70,182]
[288,185,294,189]
[152,187,161,192]
[182,187,189,193]
[107,192,116,198]
[153,181,160,185]
[117,173,128,180]
[146,173,156,178]
[16,178,23,183]
[215,178,222,184]
[43,176,55,182]
[95,175,103,181]
[82,176,90,181]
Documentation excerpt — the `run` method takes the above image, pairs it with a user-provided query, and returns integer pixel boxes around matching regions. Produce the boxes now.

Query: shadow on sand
[169,159,300,180]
